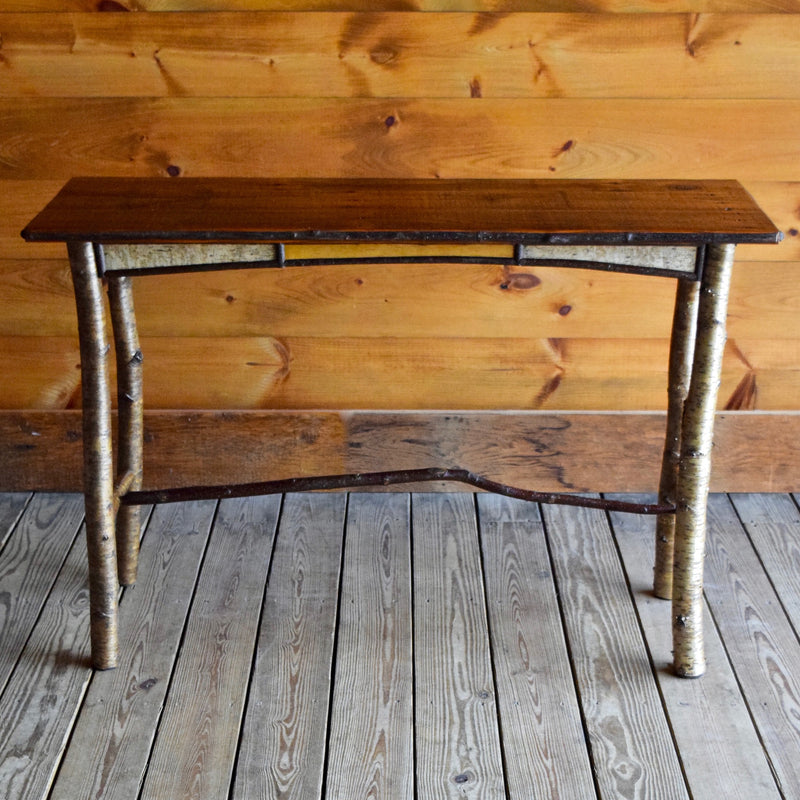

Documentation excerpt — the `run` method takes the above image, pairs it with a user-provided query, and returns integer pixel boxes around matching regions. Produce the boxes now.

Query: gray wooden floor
[1,490,799,799]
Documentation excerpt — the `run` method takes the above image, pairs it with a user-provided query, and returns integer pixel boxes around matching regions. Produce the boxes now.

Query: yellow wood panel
[5,1,800,13]
[0,181,66,260]
[4,258,799,348]
[125,262,678,339]
[738,182,800,261]
[2,13,798,99]
[0,259,75,336]
[4,335,797,411]
[0,336,81,409]
[3,98,799,182]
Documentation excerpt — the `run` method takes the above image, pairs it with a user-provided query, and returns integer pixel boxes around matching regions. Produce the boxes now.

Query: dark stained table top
[22,177,782,247]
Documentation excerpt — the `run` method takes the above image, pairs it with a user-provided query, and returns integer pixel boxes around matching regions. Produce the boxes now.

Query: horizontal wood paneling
[2,8,797,472]
[1,409,797,493]
[5,259,800,341]
[2,13,798,99]
[3,98,799,182]
[4,1,800,13]
[2,334,796,411]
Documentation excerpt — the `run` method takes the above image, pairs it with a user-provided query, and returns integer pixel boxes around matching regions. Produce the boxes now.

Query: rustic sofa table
[23,178,781,677]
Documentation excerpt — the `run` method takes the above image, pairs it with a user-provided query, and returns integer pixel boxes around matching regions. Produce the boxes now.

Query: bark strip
[121,467,674,515]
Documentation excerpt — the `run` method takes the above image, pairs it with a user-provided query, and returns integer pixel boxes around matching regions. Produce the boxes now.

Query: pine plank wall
[1,1,799,493]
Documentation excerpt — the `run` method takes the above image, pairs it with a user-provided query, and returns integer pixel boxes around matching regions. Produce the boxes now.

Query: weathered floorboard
[1,491,798,799]
[729,492,800,629]
[325,493,414,799]
[412,493,505,798]
[542,501,689,799]
[140,496,280,799]
[609,494,781,800]
[48,500,218,800]
[476,493,595,799]
[704,493,800,798]
[0,493,83,694]
[0,518,96,800]
[232,493,347,800]
[0,492,30,548]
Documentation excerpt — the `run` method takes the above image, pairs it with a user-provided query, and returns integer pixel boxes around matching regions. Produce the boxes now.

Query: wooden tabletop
[22,177,782,247]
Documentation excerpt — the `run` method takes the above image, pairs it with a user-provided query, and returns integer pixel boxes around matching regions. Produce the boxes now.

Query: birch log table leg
[655,279,700,600]
[68,242,118,671]
[672,243,735,678]
[107,274,143,587]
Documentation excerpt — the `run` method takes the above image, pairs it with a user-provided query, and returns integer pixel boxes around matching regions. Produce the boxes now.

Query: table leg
[68,242,118,670]
[672,243,735,677]
[654,279,699,600]
[108,274,143,586]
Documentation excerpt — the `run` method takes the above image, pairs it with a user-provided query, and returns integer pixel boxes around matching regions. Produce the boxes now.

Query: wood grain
[4,98,799,182]
[0,492,30,550]
[728,493,800,656]
[0,493,84,694]
[0,516,95,800]
[476,493,595,798]
[703,494,800,798]
[2,409,798,493]
[8,182,799,261]
[608,494,781,800]
[5,333,800,412]
[4,0,800,13]
[140,495,280,799]
[24,178,776,244]
[0,336,81,409]
[2,13,798,100]
[541,500,689,799]
[232,493,346,800]
[412,492,504,798]
[49,500,218,800]
[325,493,414,799]
[4,257,800,341]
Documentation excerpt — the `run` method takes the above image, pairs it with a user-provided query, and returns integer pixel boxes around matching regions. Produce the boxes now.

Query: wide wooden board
[4,99,799,183]
[412,492,505,797]
[2,13,798,100]
[2,409,798,493]
[3,333,799,412]
[5,0,800,12]
[325,493,414,798]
